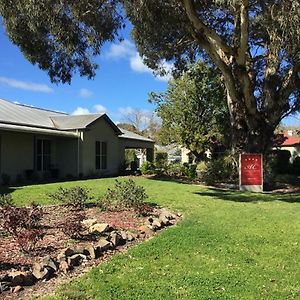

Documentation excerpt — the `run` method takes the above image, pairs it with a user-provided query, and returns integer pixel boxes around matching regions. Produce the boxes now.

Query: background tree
[150,62,230,161]
[119,108,162,142]
[2,1,300,152]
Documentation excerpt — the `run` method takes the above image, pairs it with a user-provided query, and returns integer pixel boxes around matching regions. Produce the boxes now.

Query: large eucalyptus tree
[1,0,299,152]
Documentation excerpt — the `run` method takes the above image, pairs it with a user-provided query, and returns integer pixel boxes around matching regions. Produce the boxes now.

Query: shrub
[167,163,182,177]
[202,154,238,185]
[155,151,168,169]
[0,203,44,252]
[125,149,138,168]
[291,157,300,175]
[269,150,291,175]
[1,173,11,186]
[196,161,208,180]
[99,179,149,214]
[140,161,155,175]
[181,163,197,179]
[60,211,85,240]
[49,186,90,209]
[0,194,14,207]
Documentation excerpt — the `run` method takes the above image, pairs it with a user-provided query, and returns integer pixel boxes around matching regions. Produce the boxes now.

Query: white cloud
[106,40,135,59]
[129,53,173,82]
[0,76,53,93]
[129,53,153,74]
[106,40,173,82]
[79,88,93,98]
[94,104,107,114]
[72,107,90,115]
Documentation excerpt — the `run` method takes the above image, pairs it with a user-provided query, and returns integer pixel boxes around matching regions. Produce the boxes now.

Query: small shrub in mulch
[0,193,14,207]
[59,211,86,240]
[0,203,44,253]
[98,179,151,214]
[48,186,90,209]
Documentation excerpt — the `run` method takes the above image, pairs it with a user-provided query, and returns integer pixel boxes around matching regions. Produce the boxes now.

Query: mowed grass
[2,177,300,299]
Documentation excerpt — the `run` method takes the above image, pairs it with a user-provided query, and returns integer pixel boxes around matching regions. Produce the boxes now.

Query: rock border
[0,209,181,297]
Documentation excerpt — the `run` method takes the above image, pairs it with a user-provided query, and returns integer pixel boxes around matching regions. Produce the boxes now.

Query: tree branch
[181,0,233,64]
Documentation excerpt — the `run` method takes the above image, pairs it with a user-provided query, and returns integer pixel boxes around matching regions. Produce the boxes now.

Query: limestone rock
[110,232,123,247]
[120,230,128,241]
[89,223,110,235]
[159,216,170,226]
[84,244,96,259]
[152,219,162,230]
[32,263,52,281]
[138,225,153,235]
[126,232,135,242]
[0,282,11,293]
[67,254,87,267]
[12,285,23,293]
[42,255,58,272]
[82,218,98,229]
[159,209,175,220]
[57,248,75,261]
[95,239,111,255]
[59,261,71,273]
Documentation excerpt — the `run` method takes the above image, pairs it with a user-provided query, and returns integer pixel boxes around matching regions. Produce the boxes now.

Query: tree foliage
[150,62,230,160]
[124,0,300,152]
[0,0,123,83]
[2,0,300,152]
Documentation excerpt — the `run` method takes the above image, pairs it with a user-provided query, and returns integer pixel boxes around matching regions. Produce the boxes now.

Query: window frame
[95,141,107,170]
[36,139,51,171]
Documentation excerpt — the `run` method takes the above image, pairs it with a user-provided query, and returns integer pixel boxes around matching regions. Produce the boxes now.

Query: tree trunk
[226,90,277,154]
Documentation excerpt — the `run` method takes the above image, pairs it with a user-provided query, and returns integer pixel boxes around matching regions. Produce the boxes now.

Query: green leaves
[150,62,230,160]
[0,0,123,83]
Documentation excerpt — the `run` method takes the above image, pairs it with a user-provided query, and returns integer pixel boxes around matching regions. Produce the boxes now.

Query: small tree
[150,62,230,161]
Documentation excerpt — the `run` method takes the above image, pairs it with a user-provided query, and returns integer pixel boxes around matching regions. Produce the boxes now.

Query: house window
[36,139,51,171]
[95,141,107,170]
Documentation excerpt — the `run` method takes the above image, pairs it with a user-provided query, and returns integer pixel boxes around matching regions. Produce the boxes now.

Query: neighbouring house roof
[118,128,154,143]
[281,135,300,146]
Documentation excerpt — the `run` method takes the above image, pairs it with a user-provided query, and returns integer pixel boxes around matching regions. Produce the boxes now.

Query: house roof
[0,98,66,129]
[281,135,300,146]
[0,98,152,142]
[0,98,121,134]
[51,114,104,130]
[118,128,154,143]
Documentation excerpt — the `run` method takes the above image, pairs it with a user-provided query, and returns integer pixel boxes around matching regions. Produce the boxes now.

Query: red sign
[240,154,263,186]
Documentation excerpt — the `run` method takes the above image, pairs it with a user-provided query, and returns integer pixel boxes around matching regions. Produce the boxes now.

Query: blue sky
[0,24,171,123]
[0,23,298,126]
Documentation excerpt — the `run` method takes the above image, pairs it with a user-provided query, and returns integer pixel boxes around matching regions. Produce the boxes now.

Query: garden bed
[0,203,180,299]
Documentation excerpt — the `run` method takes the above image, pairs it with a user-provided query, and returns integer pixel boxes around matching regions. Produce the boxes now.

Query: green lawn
[3,177,300,299]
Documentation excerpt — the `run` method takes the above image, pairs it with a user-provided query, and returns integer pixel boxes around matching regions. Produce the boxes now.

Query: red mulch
[0,205,149,278]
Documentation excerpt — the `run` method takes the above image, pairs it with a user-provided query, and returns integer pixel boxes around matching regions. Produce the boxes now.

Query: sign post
[239,154,263,192]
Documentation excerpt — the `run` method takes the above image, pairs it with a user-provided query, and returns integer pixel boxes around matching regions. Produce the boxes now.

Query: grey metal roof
[0,98,66,129]
[0,98,153,142]
[51,114,104,130]
[118,128,154,143]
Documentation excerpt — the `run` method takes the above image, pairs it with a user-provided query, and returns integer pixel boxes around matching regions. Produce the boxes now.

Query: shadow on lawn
[194,188,300,203]
[0,186,16,196]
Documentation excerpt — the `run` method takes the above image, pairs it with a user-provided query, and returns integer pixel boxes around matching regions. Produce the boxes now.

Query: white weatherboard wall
[81,118,123,176]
